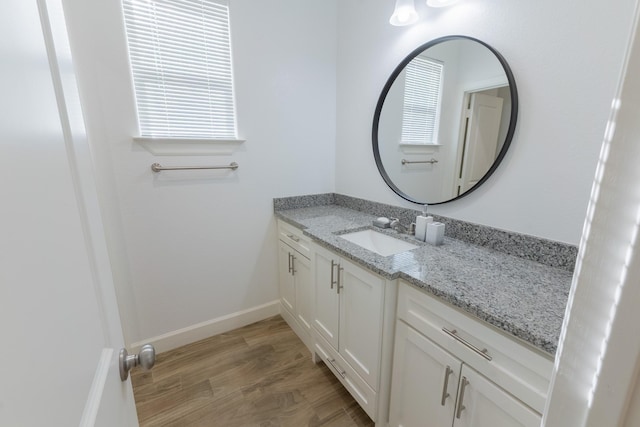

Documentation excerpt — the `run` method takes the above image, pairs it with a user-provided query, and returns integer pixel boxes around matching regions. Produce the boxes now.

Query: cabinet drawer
[397,281,552,414]
[314,333,377,422]
[277,220,311,258]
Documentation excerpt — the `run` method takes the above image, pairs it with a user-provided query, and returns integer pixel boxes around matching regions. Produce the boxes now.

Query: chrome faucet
[389,218,407,233]
[389,218,417,235]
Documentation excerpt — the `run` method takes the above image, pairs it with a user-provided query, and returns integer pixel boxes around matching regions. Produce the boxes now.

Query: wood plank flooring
[131,315,375,427]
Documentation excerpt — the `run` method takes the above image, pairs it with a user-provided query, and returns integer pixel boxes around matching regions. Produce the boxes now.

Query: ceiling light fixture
[389,0,419,26]
[426,0,459,7]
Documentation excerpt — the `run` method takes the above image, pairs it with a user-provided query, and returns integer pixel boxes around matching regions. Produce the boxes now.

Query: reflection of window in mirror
[400,57,443,145]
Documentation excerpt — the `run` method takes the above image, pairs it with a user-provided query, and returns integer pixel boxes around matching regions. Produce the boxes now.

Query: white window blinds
[401,57,443,144]
[122,0,237,139]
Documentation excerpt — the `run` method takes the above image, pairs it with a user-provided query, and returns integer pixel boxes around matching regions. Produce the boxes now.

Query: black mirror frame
[372,35,519,205]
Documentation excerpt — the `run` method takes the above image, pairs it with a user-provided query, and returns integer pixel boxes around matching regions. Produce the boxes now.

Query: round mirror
[373,35,518,205]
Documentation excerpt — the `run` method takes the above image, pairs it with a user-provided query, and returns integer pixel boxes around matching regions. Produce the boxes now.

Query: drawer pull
[455,377,469,419]
[337,266,344,294]
[327,358,346,378]
[287,233,300,242]
[440,365,452,406]
[288,252,292,273]
[442,328,492,361]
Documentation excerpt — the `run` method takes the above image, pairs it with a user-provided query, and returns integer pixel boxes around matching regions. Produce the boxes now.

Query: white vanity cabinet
[389,321,463,426]
[312,243,340,348]
[312,243,385,387]
[311,242,395,423]
[277,220,313,349]
[390,322,540,427]
[389,281,553,427]
[454,364,542,427]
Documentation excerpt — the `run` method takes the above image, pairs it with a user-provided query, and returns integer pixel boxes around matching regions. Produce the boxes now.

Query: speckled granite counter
[275,204,573,356]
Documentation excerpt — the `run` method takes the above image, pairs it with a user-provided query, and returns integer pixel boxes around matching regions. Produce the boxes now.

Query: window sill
[134,137,245,156]
[399,143,442,154]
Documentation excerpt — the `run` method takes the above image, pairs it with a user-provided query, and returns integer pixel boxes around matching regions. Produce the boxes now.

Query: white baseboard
[130,300,280,353]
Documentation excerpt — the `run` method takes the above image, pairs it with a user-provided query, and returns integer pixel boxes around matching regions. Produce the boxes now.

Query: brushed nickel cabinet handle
[456,377,469,419]
[330,260,337,289]
[287,233,300,242]
[337,265,344,294]
[442,328,492,361]
[288,252,292,273]
[441,365,452,406]
[291,255,296,276]
[327,358,346,379]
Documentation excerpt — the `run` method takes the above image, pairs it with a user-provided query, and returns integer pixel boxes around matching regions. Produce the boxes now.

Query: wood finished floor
[131,315,375,427]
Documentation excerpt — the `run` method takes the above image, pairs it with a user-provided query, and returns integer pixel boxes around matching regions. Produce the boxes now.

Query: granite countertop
[275,204,573,356]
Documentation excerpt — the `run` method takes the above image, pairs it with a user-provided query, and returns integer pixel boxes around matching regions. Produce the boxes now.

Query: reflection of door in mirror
[453,87,509,196]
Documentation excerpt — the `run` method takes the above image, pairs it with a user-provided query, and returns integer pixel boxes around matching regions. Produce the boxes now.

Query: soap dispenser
[415,204,433,242]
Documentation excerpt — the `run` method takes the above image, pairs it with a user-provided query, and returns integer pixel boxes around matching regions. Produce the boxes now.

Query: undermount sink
[339,229,418,256]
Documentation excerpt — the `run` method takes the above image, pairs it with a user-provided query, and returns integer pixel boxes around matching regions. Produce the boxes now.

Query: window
[400,56,443,145]
[122,0,237,140]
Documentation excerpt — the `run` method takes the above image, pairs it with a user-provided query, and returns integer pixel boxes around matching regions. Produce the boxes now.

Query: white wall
[60,0,635,347]
[544,5,640,422]
[335,0,637,245]
[624,371,640,426]
[62,0,337,345]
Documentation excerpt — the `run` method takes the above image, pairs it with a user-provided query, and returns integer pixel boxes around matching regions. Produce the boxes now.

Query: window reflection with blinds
[400,57,443,145]
[122,0,237,139]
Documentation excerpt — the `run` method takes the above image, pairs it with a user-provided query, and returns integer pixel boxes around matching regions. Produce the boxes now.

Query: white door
[458,93,504,193]
[0,1,139,426]
[454,365,541,427]
[338,258,385,388]
[312,245,340,349]
[389,321,462,427]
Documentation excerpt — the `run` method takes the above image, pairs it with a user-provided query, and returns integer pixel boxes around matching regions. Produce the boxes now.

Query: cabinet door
[312,246,340,349]
[453,365,541,427]
[339,257,385,388]
[292,252,312,334]
[389,321,462,427]
[278,240,296,314]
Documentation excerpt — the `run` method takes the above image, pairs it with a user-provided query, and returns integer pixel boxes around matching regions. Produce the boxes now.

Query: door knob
[119,344,156,381]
